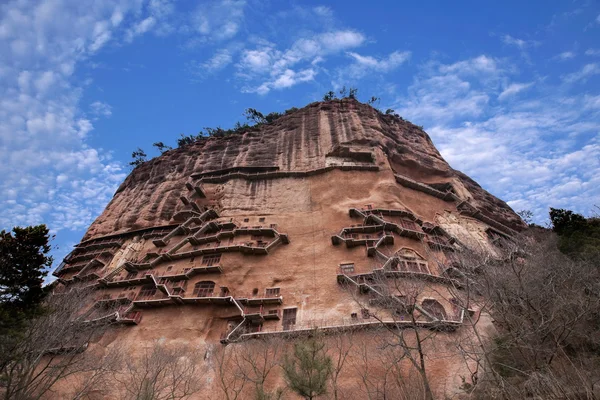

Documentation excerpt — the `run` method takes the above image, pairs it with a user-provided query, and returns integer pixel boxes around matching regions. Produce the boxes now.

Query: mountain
[53,98,525,398]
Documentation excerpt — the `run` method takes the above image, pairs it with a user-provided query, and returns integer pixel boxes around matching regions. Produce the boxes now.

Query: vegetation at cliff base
[282,335,332,400]
[0,225,51,336]
[550,207,600,257]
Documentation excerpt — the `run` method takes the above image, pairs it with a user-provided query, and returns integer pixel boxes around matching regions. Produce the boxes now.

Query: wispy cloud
[502,34,541,49]
[498,82,534,101]
[562,63,600,83]
[313,6,333,18]
[237,30,366,94]
[89,101,113,118]
[395,55,600,221]
[188,0,246,45]
[0,0,169,269]
[250,68,317,95]
[125,17,157,42]
[554,51,576,61]
[347,51,411,71]
[585,48,600,56]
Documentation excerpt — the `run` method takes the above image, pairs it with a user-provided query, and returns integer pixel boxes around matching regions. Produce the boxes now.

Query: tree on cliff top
[283,335,332,400]
[129,148,147,168]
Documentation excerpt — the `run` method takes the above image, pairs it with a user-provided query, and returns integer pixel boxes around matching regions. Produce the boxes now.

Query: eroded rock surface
[85,99,524,241]
[53,98,525,399]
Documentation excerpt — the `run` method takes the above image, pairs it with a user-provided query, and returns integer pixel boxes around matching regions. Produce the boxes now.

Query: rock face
[84,98,524,240]
[54,98,524,398]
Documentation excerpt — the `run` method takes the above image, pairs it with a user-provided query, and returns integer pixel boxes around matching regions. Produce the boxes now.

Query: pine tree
[283,335,332,400]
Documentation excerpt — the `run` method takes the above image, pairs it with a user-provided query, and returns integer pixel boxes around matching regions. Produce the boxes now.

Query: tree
[323,91,336,101]
[213,344,247,400]
[130,148,147,167]
[366,96,379,106]
[338,86,348,98]
[450,229,600,399]
[232,338,284,400]
[516,209,534,225]
[264,112,283,123]
[348,87,358,99]
[244,108,266,125]
[0,225,52,370]
[327,332,354,400]
[549,208,600,257]
[152,142,172,154]
[549,208,586,236]
[283,334,332,400]
[117,341,208,400]
[0,225,51,310]
[0,286,120,400]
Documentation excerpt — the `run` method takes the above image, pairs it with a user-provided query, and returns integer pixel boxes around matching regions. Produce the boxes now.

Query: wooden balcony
[180,293,234,306]
[237,294,283,306]
[117,311,142,325]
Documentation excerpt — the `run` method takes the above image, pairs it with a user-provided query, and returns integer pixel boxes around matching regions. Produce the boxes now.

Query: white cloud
[250,68,316,95]
[190,0,246,43]
[395,55,600,223]
[0,0,168,271]
[238,30,365,76]
[125,17,157,42]
[498,82,533,101]
[347,50,411,71]
[318,30,365,52]
[555,51,576,61]
[90,101,113,117]
[313,6,333,18]
[562,63,600,83]
[334,50,411,84]
[502,34,541,49]
[203,49,234,72]
[237,29,365,93]
[585,48,600,56]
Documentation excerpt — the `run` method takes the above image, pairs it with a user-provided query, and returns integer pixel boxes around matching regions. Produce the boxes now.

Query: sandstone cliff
[53,98,526,399]
[84,99,524,241]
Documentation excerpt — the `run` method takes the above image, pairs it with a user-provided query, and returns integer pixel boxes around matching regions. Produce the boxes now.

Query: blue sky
[1,0,599,271]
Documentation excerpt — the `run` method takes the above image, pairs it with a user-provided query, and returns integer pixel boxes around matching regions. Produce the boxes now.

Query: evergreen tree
[129,147,147,167]
[323,91,336,101]
[283,335,332,400]
[0,225,52,369]
[152,142,172,154]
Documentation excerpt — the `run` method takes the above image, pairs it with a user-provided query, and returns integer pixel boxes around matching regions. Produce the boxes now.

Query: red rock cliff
[84,98,525,241]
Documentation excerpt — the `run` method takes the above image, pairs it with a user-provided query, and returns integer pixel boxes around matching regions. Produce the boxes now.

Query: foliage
[549,208,587,236]
[152,142,172,154]
[384,108,403,120]
[550,208,600,258]
[348,87,358,99]
[129,147,147,167]
[323,91,336,101]
[366,96,379,106]
[458,228,600,399]
[0,225,51,358]
[283,335,332,400]
[244,108,266,124]
[516,209,534,225]
[176,134,198,147]
[0,225,51,309]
